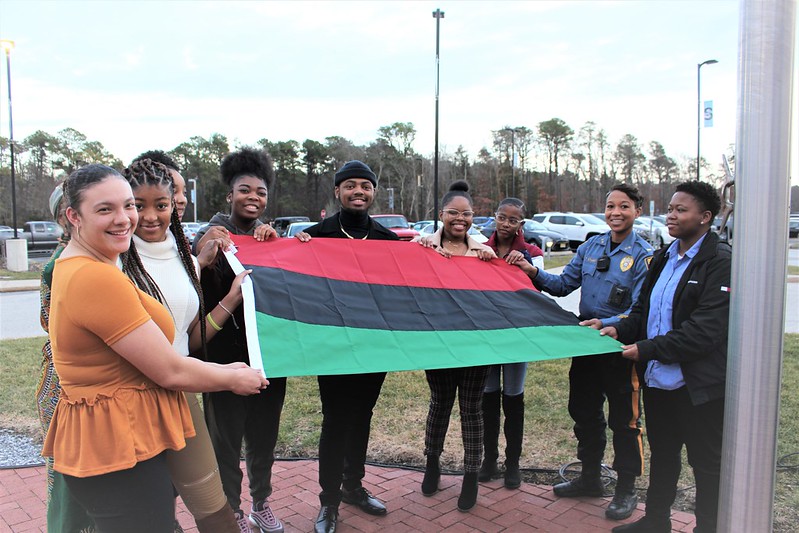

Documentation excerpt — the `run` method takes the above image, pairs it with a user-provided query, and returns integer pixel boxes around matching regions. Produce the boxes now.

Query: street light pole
[432,8,444,230]
[697,58,718,180]
[501,127,519,197]
[188,178,198,222]
[1,40,17,239]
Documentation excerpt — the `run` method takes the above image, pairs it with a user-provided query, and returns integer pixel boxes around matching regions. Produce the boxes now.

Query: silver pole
[432,8,444,231]
[719,1,796,532]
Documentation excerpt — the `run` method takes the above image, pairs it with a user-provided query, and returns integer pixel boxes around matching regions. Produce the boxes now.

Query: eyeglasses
[443,209,474,218]
[495,214,522,225]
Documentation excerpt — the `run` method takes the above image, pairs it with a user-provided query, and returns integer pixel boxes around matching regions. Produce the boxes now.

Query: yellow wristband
[207,313,223,331]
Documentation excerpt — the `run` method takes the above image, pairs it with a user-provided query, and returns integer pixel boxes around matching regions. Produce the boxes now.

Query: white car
[417,223,489,244]
[284,221,316,238]
[637,216,676,248]
[531,212,610,251]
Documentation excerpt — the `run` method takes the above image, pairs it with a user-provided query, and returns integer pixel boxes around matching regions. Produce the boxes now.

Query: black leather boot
[611,514,671,533]
[478,391,501,482]
[421,454,441,496]
[457,472,479,511]
[605,473,638,520]
[552,462,604,498]
[502,393,524,489]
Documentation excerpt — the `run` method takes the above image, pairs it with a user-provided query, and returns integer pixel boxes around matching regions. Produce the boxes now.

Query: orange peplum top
[42,256,195,478]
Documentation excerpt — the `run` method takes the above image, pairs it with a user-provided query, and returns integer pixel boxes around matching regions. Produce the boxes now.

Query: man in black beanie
[295,160,397,533]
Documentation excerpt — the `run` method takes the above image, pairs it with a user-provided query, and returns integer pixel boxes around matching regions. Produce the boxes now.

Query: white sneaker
[249,500,284,533]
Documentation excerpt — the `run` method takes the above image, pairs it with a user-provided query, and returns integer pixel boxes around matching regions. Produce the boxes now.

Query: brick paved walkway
[1,459,697,532]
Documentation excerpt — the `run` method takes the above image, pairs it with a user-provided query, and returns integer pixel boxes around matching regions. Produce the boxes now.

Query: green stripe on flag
[255,312,622,377]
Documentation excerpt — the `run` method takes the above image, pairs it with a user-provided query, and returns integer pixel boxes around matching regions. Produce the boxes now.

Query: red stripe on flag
[232,236,538,292]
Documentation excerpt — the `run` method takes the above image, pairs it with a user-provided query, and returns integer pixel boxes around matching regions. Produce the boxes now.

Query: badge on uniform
[620,255,634,272]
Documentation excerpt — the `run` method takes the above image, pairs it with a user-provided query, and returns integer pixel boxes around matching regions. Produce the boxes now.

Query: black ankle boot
[552,463,603,498]
[502,393,524,489]
[605,473,638,520]
[479,391,501,482]
[421,455,440,496]
[457,472,479,511]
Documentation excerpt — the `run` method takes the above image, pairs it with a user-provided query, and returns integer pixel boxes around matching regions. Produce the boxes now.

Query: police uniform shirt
[534,230,654,326]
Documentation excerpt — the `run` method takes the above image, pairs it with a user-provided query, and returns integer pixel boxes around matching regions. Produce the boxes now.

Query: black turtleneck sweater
[304,210,399,241]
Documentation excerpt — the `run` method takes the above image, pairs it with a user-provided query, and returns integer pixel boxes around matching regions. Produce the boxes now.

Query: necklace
[340,221,368,240]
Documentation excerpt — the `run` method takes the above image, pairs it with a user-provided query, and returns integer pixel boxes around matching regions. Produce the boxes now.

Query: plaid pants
[424,366,489,472]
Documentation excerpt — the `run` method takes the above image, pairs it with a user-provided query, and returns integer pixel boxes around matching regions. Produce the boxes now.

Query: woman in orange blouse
[42,164,268,532]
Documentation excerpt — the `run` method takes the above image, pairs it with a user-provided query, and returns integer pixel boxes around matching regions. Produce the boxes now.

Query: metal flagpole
[719,0,796,531]
[432,8,444,230]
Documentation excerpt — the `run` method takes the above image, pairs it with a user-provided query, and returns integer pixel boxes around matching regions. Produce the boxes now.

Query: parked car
[479,218,569,251]
[417,222,488,244]
[371,214,419,241]
[181,222,203,243]
[637,216,675,248]
[272,216,310,237]
[284,221,316,238]
[789,216,799,238]
[0,221,63,251]
[711,214,734,240]
[411,220,435,232]
[531,212,610,251]
[472,216,494,229]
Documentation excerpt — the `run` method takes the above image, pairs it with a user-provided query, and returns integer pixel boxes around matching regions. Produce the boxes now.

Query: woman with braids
[131,150,188,220]
[42,164,268,533]
[192,147,285,533]
[413,181,496,512]
[121,158,250,532]
[36,183,95,533]
[478,197,544,490]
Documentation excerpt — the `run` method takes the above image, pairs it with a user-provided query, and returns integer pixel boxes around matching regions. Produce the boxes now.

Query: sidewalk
[0,459,698,532]
[0,279,39,293]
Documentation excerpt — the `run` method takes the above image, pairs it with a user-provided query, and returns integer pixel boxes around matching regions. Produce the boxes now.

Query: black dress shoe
[341,487,387,516]
[605,489,639,520]
[314,505,338,533]
[552,475,604,498]
[611,514,671,533]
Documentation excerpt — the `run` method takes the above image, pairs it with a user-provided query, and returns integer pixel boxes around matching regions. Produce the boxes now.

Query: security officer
[526,183,654,521]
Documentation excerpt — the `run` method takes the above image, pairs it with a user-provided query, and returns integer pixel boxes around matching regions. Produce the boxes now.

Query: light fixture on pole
[1,39,17,239]
[188,178,198,222]
[697,58,718,180]
[501,127,520,197]
[432,8,444,230]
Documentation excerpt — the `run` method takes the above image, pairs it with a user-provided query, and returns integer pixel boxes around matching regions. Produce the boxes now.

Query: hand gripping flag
[226,236,621,377]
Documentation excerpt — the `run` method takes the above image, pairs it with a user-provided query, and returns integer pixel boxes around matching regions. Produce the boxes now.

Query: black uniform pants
[317,372,387,506]
[204,377,287,511]
[643,386,724,533]
[568,353,643,477]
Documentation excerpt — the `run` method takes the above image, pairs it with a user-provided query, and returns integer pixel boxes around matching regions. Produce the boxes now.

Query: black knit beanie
[334,160,377,187]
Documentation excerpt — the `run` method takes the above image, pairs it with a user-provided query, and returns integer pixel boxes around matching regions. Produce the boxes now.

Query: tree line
[0,119,735,226]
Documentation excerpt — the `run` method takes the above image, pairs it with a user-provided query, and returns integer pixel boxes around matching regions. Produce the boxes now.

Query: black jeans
[317,372,387,506]
[643,386,724,532]
[204,377,287,510]
[567,353,644,476]
[64,453,174,533]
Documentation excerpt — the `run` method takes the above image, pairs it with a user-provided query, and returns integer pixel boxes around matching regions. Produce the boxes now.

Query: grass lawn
[2,334,797,530]
[0,268,42,281]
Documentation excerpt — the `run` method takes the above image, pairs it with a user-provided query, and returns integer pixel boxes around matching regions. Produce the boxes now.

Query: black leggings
[63,453,175,533]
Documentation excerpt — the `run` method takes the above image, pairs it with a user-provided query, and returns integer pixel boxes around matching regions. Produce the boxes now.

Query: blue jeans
[484,363,527,396]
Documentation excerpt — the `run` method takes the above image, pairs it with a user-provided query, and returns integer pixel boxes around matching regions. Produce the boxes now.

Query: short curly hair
[220,147,274,189]
[675,180,721,219]
[132,150,180,172]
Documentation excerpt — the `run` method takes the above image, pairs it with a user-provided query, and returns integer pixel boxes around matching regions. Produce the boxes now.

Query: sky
[0,0,796,185]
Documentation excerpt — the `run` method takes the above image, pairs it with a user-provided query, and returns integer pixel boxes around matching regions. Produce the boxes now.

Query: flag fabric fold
[226,236,621,377]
